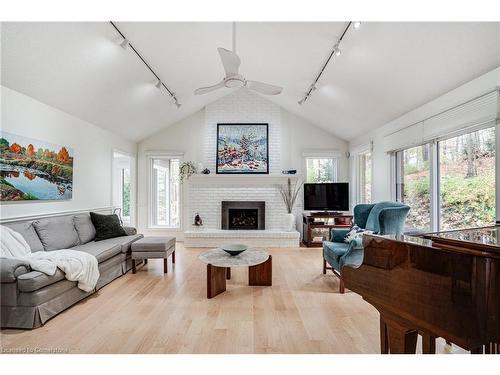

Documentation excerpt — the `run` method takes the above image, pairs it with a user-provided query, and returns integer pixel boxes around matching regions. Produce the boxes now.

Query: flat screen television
[303,182,349,212]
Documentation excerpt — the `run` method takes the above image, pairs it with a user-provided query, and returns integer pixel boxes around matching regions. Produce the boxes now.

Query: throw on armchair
[322,201,410,293]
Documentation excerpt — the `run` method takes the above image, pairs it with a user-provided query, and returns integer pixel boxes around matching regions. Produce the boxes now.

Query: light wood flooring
[0,245,464,354]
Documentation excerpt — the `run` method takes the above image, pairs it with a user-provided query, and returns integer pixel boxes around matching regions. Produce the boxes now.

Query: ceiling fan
[194,23,283,96]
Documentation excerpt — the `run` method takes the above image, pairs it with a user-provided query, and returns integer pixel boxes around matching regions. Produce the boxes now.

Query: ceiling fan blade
[218,47,240,77]
[246,80,283,95]
[194,81,225,95]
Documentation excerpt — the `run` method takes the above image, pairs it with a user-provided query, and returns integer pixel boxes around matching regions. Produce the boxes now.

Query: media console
[302,212,353,247]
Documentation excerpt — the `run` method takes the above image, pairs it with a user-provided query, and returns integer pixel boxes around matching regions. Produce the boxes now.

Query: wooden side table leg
[249,255,272,286]
[207,264,226,299]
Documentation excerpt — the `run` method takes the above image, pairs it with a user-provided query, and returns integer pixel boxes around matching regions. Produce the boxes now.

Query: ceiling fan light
[353,21,361,29]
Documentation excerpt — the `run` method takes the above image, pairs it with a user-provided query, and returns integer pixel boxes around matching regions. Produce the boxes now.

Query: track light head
[175,102,181,109]
[353,21,362,29]
[155,79,162,89]
[333,44,342,56]
[298,98,305,105]
[120,38,129,49]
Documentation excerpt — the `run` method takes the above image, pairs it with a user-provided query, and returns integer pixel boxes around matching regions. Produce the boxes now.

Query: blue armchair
[322,201,410,293]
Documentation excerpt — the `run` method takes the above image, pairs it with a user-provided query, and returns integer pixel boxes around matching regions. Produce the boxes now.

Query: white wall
[349,67,500,204]
[137,89,349,238]
[0,86,137,220]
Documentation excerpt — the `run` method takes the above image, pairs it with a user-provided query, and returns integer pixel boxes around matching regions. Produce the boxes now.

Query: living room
[1,0,500,372]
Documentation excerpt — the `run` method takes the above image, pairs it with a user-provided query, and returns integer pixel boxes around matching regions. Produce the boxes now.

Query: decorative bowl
[222,244,248,256]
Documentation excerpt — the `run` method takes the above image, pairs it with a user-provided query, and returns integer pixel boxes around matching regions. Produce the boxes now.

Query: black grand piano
[342,226,500,354]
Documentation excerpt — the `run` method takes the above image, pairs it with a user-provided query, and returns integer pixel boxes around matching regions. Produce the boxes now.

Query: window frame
[304,156,338,184]
[356,149,373,204]
[393,122,497,232]
[147,153,183,230]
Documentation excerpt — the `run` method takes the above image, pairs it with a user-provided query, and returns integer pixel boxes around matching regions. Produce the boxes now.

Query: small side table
[198,248,272,299]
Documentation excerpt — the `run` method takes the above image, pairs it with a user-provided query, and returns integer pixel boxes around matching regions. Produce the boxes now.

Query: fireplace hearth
[221,201,265,230]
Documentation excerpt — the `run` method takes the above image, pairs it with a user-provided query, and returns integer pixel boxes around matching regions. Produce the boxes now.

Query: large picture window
[150,157,180,228]
[394,126,496,232]
[439,127,495,230]
[395,144,431,231]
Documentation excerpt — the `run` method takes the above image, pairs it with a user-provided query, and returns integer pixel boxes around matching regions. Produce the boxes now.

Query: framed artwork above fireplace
[216,123,269,174]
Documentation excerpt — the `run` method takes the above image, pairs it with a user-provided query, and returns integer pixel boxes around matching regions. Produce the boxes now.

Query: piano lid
[422,225,500,254]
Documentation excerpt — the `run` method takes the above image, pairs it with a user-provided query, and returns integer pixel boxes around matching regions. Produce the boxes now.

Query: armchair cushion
[323,241,351,262]
[330,228,350,243]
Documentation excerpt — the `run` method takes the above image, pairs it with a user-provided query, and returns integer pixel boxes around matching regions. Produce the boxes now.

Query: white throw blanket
[0,225,99,292]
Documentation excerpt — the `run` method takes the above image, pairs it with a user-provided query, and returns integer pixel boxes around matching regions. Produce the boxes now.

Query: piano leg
[422,333,437,354]
[383,315,418,354]
[380,316,389,354]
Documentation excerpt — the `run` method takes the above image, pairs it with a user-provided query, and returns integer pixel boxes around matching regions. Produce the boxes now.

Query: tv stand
[302,212,353,247]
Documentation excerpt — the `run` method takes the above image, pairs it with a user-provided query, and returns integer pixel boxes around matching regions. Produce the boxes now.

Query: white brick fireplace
[184,175,301,247]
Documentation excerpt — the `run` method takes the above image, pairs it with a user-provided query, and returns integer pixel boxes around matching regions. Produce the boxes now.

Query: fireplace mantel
[187,174,300,186]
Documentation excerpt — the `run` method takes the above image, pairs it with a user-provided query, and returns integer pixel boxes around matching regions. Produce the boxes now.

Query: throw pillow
[344,225,374,244]
[89,212,127,242]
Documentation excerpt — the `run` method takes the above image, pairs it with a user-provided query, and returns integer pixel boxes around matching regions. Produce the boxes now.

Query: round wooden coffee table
[198,248,272,298]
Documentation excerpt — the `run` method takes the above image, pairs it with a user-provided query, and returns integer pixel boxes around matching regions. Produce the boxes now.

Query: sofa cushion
[3,221,45,252]
[98,234,144,253]
[33,216,80,251]
[17,269,66,293]
[72,241,122,263]
[74,214,96,244]
[89,212,127,241]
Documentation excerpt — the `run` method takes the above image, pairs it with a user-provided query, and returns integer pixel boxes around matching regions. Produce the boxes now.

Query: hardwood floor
[0,245,464,354]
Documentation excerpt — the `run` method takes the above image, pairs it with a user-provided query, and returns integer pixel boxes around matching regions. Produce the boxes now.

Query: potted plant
[179,161,197,182]
[278,178,303,231]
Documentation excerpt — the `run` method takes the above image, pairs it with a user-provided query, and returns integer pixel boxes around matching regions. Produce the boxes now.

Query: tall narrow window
[151,157,180,228]
[396,144,431,231]
[306,158,337,183]
[122,168,131,224]
[358,151,372,203]
[438,127,495,230]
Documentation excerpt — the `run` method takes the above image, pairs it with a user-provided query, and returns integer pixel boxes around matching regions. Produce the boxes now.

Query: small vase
[284,213,295,232]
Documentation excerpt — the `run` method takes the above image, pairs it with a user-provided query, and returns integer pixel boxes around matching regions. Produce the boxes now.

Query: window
[112,151,134,226]
[121,168,131,224]
[150,157,180,228]
[439,127,495,230]
[395,144,431,231]
[394,126,496,232]
[306,158,337,183]
[358,151,372,203]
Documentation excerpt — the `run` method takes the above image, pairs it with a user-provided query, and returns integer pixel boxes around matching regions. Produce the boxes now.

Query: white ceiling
[2,22,499,142]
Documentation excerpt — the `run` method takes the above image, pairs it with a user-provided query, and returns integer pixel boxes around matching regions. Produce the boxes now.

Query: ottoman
[131,236,176,274]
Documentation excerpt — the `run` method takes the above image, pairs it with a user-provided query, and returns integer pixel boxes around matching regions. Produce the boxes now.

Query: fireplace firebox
[221,201,265,230]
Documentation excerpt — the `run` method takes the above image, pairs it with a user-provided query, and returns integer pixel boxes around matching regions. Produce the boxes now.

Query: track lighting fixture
[119,38,129,49]
[110,21,181,108]
[298,21,355,106]
[333,44,341,56]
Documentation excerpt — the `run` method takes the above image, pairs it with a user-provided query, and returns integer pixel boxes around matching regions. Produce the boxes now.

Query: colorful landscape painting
[216,123,269,174]
[0,132,73,201]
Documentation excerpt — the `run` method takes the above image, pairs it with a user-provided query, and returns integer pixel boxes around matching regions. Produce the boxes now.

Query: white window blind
[383,89,500,153]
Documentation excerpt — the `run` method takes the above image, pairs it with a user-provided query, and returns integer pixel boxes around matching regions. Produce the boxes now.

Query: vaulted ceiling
[2,22,499,141]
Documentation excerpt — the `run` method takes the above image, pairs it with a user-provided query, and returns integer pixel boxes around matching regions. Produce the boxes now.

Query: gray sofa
[1,212,143,329]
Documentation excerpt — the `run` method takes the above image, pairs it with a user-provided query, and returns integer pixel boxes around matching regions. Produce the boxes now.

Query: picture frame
[216,123,269,174]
